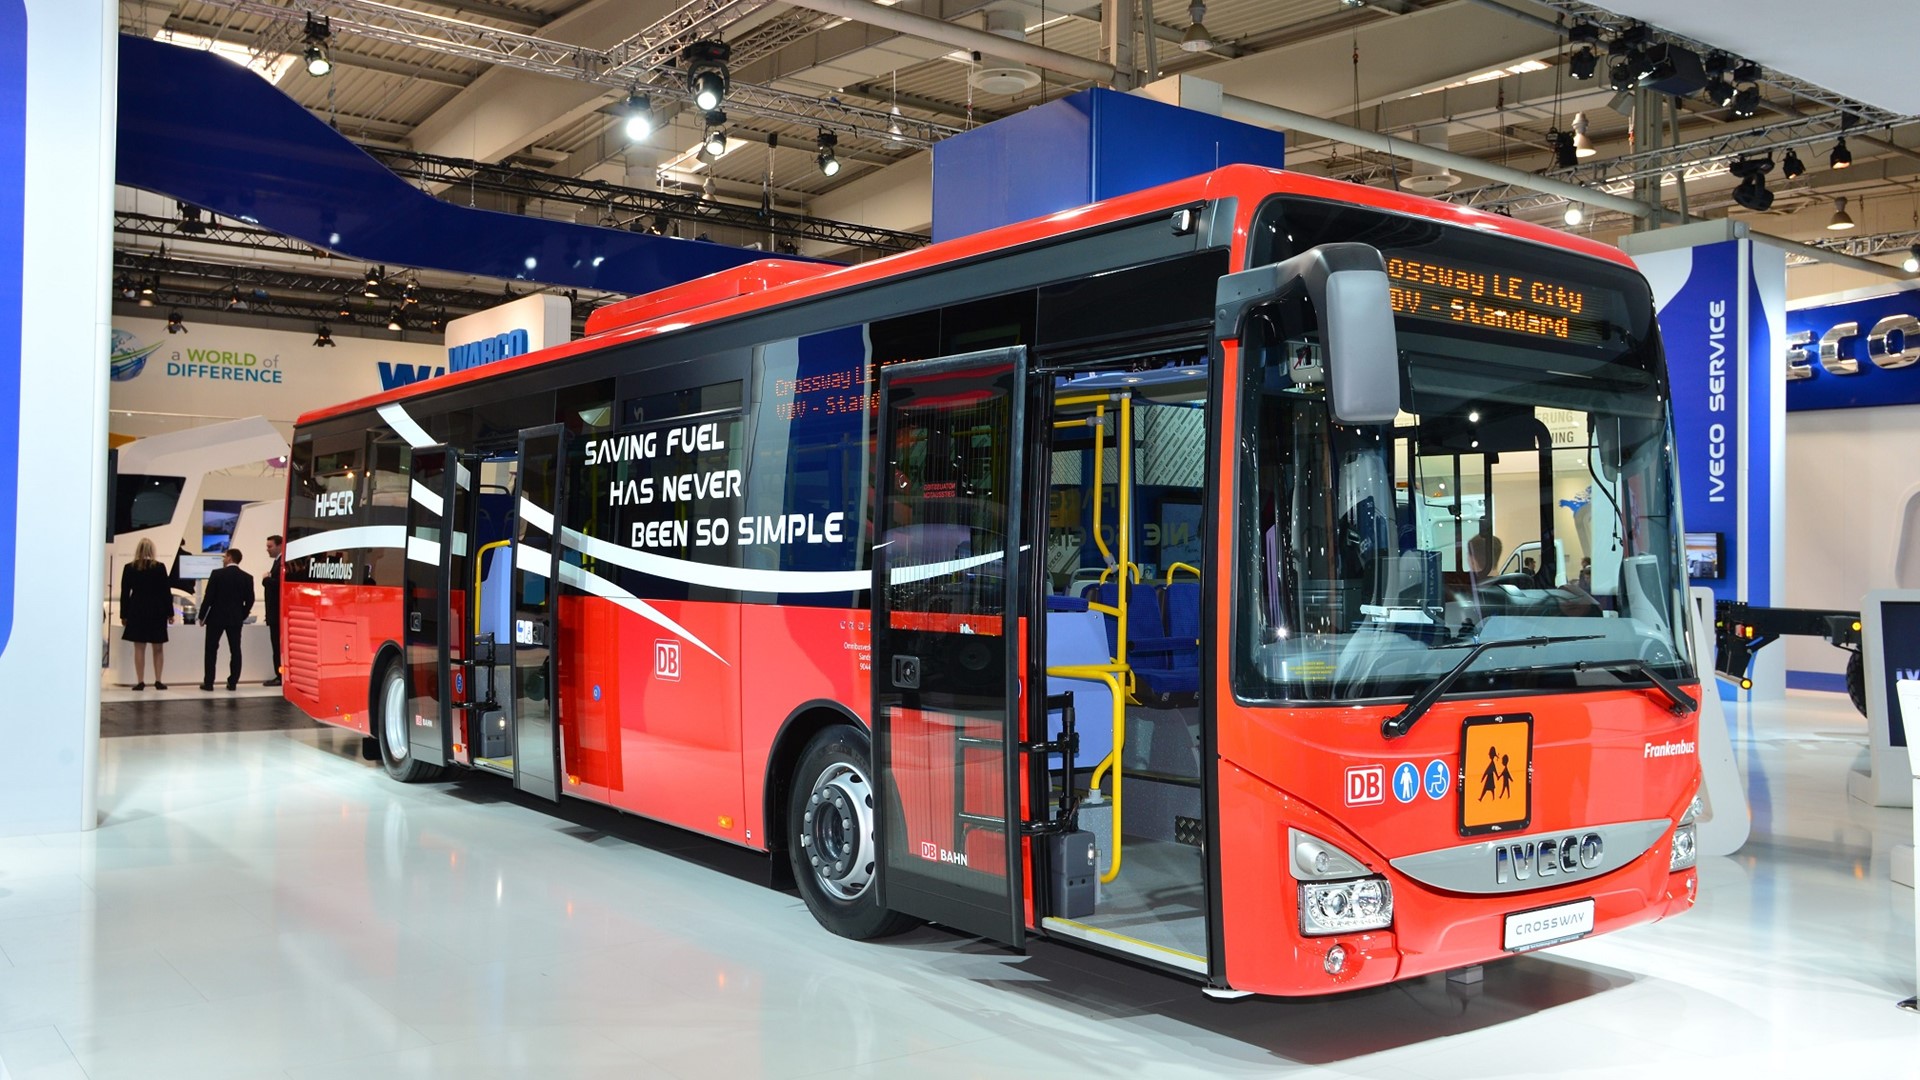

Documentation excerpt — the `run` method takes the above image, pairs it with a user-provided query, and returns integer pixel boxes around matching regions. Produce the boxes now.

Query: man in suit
[263,534,283,687]
[200,548,256,691]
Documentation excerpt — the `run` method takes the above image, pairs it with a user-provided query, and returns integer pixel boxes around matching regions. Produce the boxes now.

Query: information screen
[1385,255,1609,345]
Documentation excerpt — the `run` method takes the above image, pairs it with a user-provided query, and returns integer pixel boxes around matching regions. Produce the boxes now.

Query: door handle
[891,654,920,689]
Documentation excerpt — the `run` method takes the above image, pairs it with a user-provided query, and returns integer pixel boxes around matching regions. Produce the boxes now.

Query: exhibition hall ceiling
[112,0,1920,297]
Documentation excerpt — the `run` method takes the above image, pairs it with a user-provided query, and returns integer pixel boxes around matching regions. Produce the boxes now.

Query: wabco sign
[1786,285,1920,411]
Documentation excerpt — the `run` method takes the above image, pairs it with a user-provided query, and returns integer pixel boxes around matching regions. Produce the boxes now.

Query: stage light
[362,266,384,298]
[1181,2,1214,52]
[138,276,156,307]
[1568,21,1602,45]
[1830,137,1853,169]
[1780,149,1806,179]
[1728,155,1775,212]
[387,307,405,331]
[815,130,840,177]
[303,14,331,77]
[166,309,186,334]
[622,94,652,142]
[1568,47,1597,81]
[1564,202,1585,226]
[1705,79,1736,108]
[225,285,243,310]
[337,296,352,318]
[1550,129,1576,169]
[1827,196,1855,231]
[1730,83,1760,118]
[313,324,336,348]
[684,40,731,111]
[703,111,727,158]
[1572,112,1596,158]
[176,202,207,236]
[1904,246,1920,274]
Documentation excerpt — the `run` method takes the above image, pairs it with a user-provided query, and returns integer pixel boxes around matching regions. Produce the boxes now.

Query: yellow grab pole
[1046,662,1128,884]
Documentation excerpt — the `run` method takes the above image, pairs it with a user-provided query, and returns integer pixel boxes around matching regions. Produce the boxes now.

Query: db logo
[1345,765,1385,806]
[654,639,681,681]
[920,841,940,861]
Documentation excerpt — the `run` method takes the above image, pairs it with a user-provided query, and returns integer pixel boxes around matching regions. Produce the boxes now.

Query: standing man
[200,548,255,692]
[263,534,283,687]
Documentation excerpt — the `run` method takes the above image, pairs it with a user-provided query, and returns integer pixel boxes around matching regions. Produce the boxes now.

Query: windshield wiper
[1380,635,1603,739]
[1502,657,1699,717]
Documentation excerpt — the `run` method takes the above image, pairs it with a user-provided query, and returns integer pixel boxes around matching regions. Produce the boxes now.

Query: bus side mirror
[1216,243,1400,425]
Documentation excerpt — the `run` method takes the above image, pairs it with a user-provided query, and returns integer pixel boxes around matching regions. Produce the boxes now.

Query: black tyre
[1846,649,1868,717]
[787,726,917,940]
[376,661,442,783]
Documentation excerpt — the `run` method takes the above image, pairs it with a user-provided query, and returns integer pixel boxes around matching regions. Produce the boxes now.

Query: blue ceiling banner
[116,34,784,297]
[1785,285,1920,412]
[0,0,24,661]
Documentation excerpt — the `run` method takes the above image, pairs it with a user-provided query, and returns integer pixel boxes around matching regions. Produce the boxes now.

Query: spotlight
[1568,47,1598,81]
[176,202,206,236]
[701,175,716,201]
[1731,61,1762,84]
[1830,137,1853,170]
[138,276,156,307]
[402,281,419,307]
[313,323,336,348]
[1572,112,1596,158]
[1568,21,1602,45]
[362,266,384,298]
[684,39,731,111]
[1780,149,1805,179]
[337,296,352,318]
[815,129,840,177]
[1705,79,1736,108]
[387,307,405,331]
[225,284,243,310]
[622,94,652,142]
[1727,155,1775,212]
[1180,2,1214,52]
[1550,129,1576,169]
[1730,83,1760,118]
[1904,246,1920,274]
[302,14,331,77]
[1564,202,1585,226]
[115,276,135,300]
[166,309,187,334]
[1607,54,1638,93]
[1827,196,1855,231]
[702,111,727,158]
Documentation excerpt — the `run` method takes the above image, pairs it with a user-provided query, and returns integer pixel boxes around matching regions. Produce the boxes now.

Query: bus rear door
[871,347,1032,946]
[507,425,570,802]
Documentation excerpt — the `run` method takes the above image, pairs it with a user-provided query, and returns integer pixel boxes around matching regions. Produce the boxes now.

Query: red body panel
[282,583,400,733]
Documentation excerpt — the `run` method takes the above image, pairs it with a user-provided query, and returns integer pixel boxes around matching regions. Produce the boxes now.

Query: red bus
[282,164,1701,997]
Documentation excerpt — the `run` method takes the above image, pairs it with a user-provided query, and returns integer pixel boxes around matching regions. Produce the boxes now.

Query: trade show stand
[108,622,274,684]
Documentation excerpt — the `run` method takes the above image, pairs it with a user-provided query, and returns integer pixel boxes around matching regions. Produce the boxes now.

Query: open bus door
[507,425,569,803]
[400,446,460,769]
[870,347,1031,946]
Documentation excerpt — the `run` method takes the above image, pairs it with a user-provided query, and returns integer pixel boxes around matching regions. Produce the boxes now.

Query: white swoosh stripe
[377,403,433,449]
[887,550,1005,584]
[285,525,406,561]
[410,480,442,516]
[560,526,869,594]
[555,561,726,665]
[520,498,554,535]
[407,536,441,565]
[516,544,551,579]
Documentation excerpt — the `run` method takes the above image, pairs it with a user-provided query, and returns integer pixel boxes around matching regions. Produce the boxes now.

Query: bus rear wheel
[787,726,917,940]
[376,661,442,783]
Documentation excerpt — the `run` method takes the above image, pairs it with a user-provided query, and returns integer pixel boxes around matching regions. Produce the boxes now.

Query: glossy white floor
[2,692,1914,1079]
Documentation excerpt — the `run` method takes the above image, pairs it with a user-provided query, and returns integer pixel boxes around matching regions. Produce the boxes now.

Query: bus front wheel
[787,726,917,940]
[376,662,442,783]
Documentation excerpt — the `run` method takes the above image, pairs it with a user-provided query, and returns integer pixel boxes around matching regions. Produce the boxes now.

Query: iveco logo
[1494,832,1604,885]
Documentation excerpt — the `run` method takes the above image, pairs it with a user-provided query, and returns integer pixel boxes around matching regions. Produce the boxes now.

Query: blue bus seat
[1044,609,1116,769]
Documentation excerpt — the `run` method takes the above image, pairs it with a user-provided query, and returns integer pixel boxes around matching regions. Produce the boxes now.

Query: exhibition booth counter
[107,622,275,685]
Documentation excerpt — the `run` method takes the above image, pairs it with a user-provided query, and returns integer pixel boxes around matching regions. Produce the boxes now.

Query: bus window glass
[1236,199,1692,703]
[365,435,410,589]
[287,433,365,583]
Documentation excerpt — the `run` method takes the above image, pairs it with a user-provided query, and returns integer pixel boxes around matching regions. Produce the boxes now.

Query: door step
[1040,917,1207,974]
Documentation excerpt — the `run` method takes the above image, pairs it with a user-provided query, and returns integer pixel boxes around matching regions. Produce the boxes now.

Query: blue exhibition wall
[117,35,782,297]
[0,0,24,661]
[1786,285,1920,411]
[930,88,1285,241]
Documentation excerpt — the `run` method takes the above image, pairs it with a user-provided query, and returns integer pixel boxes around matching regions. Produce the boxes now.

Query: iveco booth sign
[1786,283,1920,411]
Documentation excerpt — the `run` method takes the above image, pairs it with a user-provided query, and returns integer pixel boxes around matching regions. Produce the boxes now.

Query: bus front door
[870,346,1031,947]
[400,446,460,769]
[506,425,570,802]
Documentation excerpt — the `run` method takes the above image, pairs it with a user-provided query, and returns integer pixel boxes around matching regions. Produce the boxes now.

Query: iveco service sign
[0,0,25,659]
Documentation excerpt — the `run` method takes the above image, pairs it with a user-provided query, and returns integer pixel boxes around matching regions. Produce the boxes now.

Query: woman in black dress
[120,537,175,689]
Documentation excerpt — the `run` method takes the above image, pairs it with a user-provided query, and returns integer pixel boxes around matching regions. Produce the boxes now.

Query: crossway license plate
[1503,898,1595,952]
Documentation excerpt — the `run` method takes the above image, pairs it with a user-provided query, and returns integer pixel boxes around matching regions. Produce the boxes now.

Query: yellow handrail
[472,539,511,636]
[1045,662,1128,884]
[1095,561,1142,585]
[1167,562,1201,583]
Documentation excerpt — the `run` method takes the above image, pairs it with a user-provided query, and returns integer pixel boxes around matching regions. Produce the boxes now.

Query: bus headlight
[1299,876,1393,936]
[1670,796,1701,871]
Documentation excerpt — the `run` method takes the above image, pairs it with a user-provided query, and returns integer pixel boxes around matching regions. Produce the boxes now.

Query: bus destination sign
[1385,256,1603,345]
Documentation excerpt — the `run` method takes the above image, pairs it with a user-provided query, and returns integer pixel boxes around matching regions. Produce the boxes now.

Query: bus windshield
[1235,197,1693,704]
